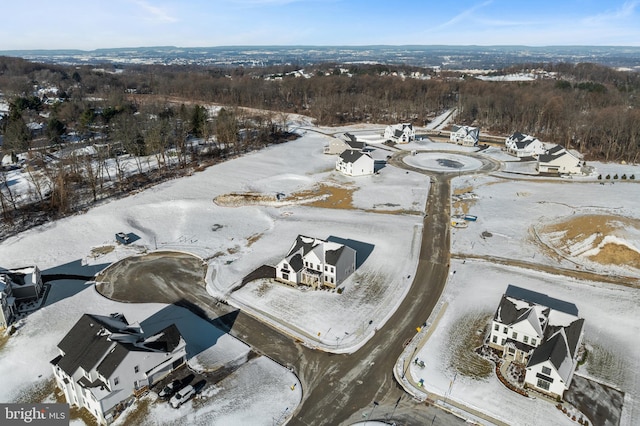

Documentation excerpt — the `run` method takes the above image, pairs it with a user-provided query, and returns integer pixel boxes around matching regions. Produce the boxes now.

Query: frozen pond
[403,152,484,173]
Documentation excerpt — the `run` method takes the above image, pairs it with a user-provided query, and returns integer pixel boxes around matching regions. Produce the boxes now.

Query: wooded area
[0,56,639,233]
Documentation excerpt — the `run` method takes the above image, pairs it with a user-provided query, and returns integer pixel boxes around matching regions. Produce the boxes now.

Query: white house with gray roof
[537,145,584,175]
[51,313,186,425]
[488,285,584,399]
[505,132,547,158]
[450,125,479,146]
[336,150,375,176]
[384,123,415,144]
[275,235,356,289]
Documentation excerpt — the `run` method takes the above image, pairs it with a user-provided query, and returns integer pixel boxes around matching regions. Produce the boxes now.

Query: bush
[622,174,627,180]
[597,174,602,180]
[631,174,635,180]
[606,174,611,179]
[614,174,619,179]
[337,287,343,294]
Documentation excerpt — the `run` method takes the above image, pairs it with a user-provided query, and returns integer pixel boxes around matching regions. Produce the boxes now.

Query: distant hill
[1,45,639,70]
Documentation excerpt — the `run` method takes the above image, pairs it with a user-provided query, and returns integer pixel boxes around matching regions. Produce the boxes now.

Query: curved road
[86,148,498,425]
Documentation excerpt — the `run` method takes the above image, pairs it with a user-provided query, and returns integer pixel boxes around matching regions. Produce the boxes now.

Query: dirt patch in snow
[446,312,493,379]
[535,213,640,272]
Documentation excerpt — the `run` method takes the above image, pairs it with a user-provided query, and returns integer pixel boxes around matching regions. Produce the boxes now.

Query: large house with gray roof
[487,285,584,399]
[505,132,547,158]
[384,123,415,144]
[275,235,356,289]
[450,125,479,146]
[51,313,186,425]
[336,149,375,176]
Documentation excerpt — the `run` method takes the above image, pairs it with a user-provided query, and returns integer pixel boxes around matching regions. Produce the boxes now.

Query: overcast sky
[1,0,639,50]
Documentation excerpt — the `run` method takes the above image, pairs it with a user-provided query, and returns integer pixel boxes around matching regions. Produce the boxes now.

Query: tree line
[0,56,639,236]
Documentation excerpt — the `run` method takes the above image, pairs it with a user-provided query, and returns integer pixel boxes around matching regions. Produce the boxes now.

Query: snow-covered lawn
[400,165,640,426]
[0,279,300,425]
[403,259,640,426]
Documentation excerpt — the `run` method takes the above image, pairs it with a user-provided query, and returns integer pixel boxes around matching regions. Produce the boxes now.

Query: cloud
[433,0,493,31]
[583,0,640,24]
[133,0,178,23]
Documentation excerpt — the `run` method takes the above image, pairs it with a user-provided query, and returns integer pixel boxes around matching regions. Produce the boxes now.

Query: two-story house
[3,265,43,301]
[275,235,356,289]
[384,123,415,144]
[449,125,479,146]
[51,313,187,425]
[505,132,547,158]
[488,285,584,399]
[336,150,375,176]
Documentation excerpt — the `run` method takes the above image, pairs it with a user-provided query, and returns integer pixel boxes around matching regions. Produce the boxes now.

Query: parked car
[192,379,207,395]
[158,380,180,400]
[170,385,195,408]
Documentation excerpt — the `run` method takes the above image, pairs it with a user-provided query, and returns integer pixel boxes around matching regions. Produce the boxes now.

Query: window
[523,336,529,344]
[531,338,537,346]
[492,336,497,344]
[114,377,119,386]
[508,347,515,354]
[512,331,518,339]
[536,378,551,391]
[134,365,139,373]
[305,261,308,267]
[503,326,508,334]
[501,338,506,345]
[542,366,552,375]
[324,265,328,271]
[494,324,499,331]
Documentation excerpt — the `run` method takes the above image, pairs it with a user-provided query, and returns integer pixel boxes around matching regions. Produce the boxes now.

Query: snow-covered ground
[2,109,640,425]
[0,278,301,425]
[399,163,640,426]
[401,259,640,426]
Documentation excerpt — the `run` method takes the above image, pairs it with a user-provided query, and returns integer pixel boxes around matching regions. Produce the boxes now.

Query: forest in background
[0,56,639,235]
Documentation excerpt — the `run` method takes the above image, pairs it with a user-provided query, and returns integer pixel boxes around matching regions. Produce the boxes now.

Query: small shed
[115,232,131,245]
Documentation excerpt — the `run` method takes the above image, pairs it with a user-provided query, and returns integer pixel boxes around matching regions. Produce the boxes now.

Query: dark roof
[56,314,122,376]
[339,149,366,163]
[547,145,565,155]
[564,318,584,356]
[344,132,357,142]
[345,140,365,150]
[286,235,318,257]
[96,344,129,379]
[144,324,183,352]
[288,253,304,272]
[325,246,345,266]
[505,285,579,316]
[510,132,526,141]
[394,129,404,138]
[451,125,461,132]
[537,153,556,163]
[55,314,184,380]
[527,331,568,370]
[494,295,528,325]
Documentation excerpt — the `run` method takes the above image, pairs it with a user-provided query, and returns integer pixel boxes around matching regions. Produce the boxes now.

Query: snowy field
[3,110,640,425]
[0,278,301,426]
[450,173,640,278]
[402,259,640,426]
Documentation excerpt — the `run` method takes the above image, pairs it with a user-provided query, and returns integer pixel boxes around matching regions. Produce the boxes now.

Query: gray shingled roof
[339,149,365,163]
[527,331,567,370]
[55,314,123,376]
[505,285,579,316]
[325,246,345,266]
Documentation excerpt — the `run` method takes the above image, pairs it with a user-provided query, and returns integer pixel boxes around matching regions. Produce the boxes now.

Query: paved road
[89,147,493,425]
